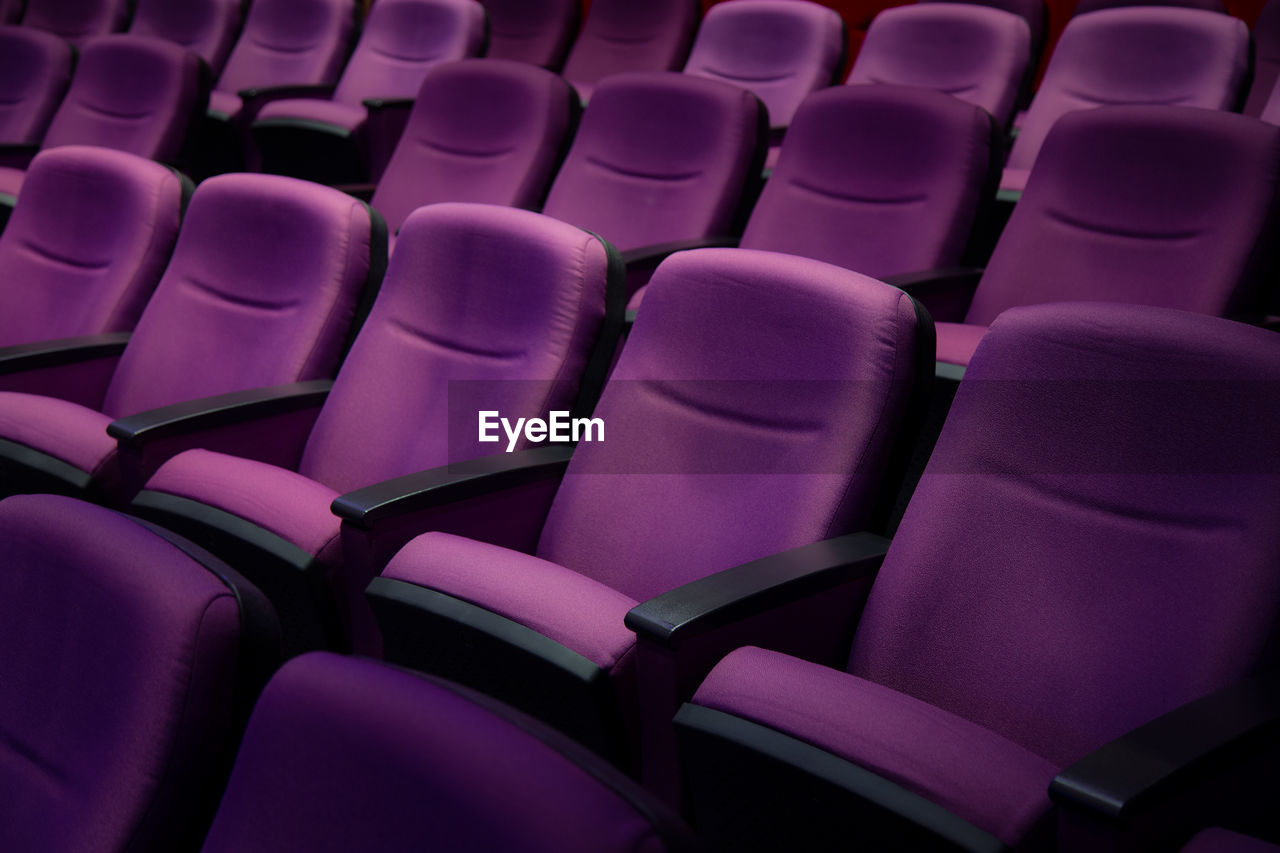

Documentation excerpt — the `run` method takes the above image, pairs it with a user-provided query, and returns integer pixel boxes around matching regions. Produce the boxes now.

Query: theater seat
[480,0,579,69]
[0,493,279,853]
[130,0,244,76]
[0,147,189,347]
[920,0,1048,75]
[0,26,73,152]
[676,302,1280,852]
[20,0,130,44]
[561,0,700,101]
[199,653,696,853]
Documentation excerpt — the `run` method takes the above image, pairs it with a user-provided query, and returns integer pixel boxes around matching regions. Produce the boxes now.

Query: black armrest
[332,443,575,529]
[238,84,336,103]
[1051,673,1280,821]
[332,182,377,201]
[881,267,984,324]
[0,143,39,170]
[620,236,740,271]
[363,97,414,113]
[107,379,333,446]
[626,532,889,650]
[0,332,130,374]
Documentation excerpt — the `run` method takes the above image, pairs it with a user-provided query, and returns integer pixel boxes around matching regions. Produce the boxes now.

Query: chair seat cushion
[255,98,367,133]
[207,90,243,121]
[383,532,640,673]
[0,391,115,480]
[935,322,989,367]
[692,646,1059,847]
[146,449,342,562]
[999,167,1030,194]
[0,166,25,197]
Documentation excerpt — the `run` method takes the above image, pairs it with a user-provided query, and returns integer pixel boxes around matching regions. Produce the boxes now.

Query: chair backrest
[682,0,846,131]
[919,0,1048,64]
[561,0,700,100]
[846,4,1031,130]
[331,0,487,108]
[131,0,244,76]
[41,34,210,164]
[542,72,764,253]
[1006,6,1249,172]
[969,106,1280,325]
[101,173,383,418]
[199,653,696,853]
[0,492,277,853]
[21,0,129,43]
[1073,0,1225,16]
[0,25,73,145]
[0,147,187,347]
[299,202,617,494]
[849,302,1280,768]
[371,59,577,235]
[214,0,355,97]
[742,84,997,278]
[479,0,579,69]
[1246,0,1280,116]
[536,248,930,602]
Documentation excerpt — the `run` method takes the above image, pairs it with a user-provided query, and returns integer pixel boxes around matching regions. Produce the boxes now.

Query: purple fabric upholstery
[0,26,73,145]
[371,59,576,235]
[920,0,1048,62]
[0,167,21,195]
[254,0,486,130]
[0,173,376,499]
[1004,7,1249,180]
[209,0,355,122]
[933,321,987,367]
[1263,81,1280,124]
[1183,830,1280,853]
[41,34,208,164]
[0,146,184,347]
[740,84,995,279]
[200,653,691,852]
[694,646,1060,847]
[130,0,244,75]
[0,0,22,23]
[480,0,579,69]
[682,0,845,131]
[20,0,129,44]
[542,72,763,253]
[1246,0,1280,116]
[690,302,1280,846]
[561,0,700,100]
[1074,0,1226,16]
[847,4,1031,129]
[0,493,251,852]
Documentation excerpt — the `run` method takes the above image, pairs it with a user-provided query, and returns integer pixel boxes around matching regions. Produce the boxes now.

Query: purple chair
[199,653,696,853]
[0,26,73,150]
[130,0,245,76]
[369,58,579,240]
[0,173,384,506]
[20,0,130,44]
[920,0,1048,71]
[674,302,1280,852]
[1073,0,1226,16]
[682,0,846,139]
[541,72,766,301]
[0,34,211,198]
[128,203,621,656]
[480,0,579,69]
[361,248,932,791]
[252,0,487,184]
[0,493,278,853]
[924,106,1280,368]
[0,147,188,347]
[1002,6,1249,192]
[561,0,701,102]
[1246,0,1280,117]
[846,3,1031,130]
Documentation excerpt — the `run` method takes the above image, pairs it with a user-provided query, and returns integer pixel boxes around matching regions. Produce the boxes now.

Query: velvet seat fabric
[939,105,1280,366]
[682,0,846,132]
[0,147,185,346]
[1003,6,1249,187]
[130,0,245,76]
[370,59,577,236]
[846,3,1031,129]
[199,653,694,852]
[140,203,616,651]
[541,72,763,254]
[207,0,355,123]
[920,0,1048,67]
[479,0,579,69]
[0,0,22,23]
[685,302,1280,848]
[0,173,378,501]
[561,0,700,101]
[20,0,130,44]
[0,493,275,853]
[0,26,74,146]
[1246,0,1280,117]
